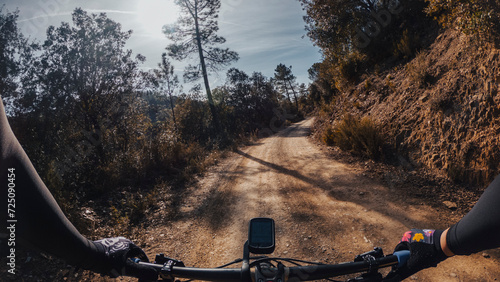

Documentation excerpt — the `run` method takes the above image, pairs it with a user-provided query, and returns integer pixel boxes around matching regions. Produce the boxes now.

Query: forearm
[1,97,103,268]
[443,175,500,255]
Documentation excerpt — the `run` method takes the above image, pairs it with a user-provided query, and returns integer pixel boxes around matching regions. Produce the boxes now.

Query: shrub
[322,126,336,146]
[393,29,420,60]
[338,53,367,83]
[44,161,92,233]
[446,161,490,187]
[109,205,131,236]
[430,91,455,112]
[406,51,434,88]
[364,78,372,90]
[425,0,499,37]
[108,188,160,235]
[326,115,385,160]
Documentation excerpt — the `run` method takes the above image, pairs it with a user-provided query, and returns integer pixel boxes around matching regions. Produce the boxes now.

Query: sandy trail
[143,118,500,281]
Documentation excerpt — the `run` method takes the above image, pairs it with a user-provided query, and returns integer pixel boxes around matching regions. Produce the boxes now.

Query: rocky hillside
[316,29,500,188]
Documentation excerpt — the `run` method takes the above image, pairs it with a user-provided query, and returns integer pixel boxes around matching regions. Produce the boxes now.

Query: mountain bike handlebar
[134,249,409,281]
[127,218,410,281]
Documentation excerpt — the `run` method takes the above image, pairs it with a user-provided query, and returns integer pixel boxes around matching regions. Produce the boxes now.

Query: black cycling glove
[386,229,448,281]
[92,237,157,280]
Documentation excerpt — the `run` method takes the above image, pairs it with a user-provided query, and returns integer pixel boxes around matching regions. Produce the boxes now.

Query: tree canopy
[0,7,35,109]
[301,0,430,58]
[34,8,144,113]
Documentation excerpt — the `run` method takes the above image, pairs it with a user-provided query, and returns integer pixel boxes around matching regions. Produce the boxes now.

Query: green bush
[325,115,385,160]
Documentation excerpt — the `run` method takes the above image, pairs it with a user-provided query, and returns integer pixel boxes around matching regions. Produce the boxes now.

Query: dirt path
[142,118,500,281]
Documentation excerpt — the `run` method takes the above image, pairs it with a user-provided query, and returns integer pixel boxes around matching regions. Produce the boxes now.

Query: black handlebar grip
[125,259,159,281]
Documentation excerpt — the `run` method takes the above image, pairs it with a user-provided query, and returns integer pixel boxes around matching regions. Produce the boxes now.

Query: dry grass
[393,29,419,60]
[406,51,434,88]
[323,114,385,160]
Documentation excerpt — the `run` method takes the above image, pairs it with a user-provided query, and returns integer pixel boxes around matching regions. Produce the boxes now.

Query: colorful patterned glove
[385,229,447,281]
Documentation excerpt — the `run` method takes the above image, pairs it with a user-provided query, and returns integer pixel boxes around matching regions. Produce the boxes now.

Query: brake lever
[354,247,384,262]
[154,254,185,281]
[346,247,386,282]
[255,261,285,282]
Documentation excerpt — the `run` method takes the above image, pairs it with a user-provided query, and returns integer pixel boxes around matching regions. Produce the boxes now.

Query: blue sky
[2,0,322,89]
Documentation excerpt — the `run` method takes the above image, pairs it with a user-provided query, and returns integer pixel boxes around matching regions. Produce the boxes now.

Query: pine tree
[274,64,298,110]
[155,53,180,130]
[164,0,239,134]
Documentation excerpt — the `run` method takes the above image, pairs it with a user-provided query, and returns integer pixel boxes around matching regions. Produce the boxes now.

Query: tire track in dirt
[143,118,500,281]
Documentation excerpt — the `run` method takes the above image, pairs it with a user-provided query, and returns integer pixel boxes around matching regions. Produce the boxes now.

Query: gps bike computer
[248,217,275,254]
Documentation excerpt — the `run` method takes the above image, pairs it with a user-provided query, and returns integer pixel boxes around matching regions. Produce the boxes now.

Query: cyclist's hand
[386,229,447,281]
[93,237,157,280]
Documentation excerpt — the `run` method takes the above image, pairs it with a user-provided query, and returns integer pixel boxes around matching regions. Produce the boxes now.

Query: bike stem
[242,241,251,282]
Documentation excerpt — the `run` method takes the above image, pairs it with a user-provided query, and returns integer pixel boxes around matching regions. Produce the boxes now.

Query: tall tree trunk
[168,91,177,130]
[288,81,299,110]
[166,80,177,130]
[194,8,220,134]
[283,82,291,104]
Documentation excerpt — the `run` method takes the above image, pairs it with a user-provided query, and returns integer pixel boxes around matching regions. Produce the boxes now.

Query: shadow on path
[235,149,319,187]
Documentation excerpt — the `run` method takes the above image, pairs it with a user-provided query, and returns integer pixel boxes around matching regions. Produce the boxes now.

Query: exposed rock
[443,201,458,210]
